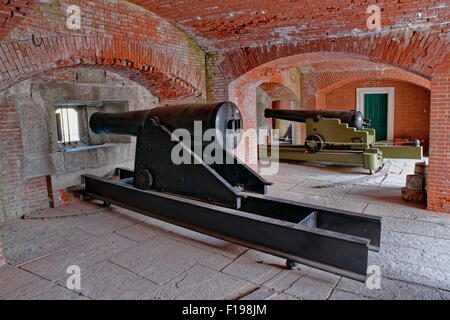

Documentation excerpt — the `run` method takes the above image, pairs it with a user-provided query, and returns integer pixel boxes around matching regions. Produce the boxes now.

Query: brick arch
[258,82,298,102]
[227,50,439,164]
[228,51,437,115]
[315,69,431,108]
[220,31,449,82]
[0,36,204,101]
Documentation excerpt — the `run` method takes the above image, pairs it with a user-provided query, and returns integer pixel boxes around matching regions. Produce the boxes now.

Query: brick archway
[315,69,431,108]
[219,31,448,82]
[226,50,438,194]
[314,74,432,152]
[227,50,448,213]
[228,51,438,124]
[0,37,204,101]
[228,52,425,113]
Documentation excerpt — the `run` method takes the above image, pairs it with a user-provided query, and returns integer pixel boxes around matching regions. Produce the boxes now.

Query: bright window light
[55,108,80,143]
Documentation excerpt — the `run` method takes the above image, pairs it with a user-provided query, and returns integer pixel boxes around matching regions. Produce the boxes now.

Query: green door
[364,93,388,141]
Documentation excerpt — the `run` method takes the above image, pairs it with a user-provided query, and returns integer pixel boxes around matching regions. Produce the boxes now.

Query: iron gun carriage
[81,102,382,282]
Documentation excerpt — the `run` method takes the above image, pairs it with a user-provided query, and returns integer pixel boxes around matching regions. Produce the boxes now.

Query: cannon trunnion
[82,102,382,282]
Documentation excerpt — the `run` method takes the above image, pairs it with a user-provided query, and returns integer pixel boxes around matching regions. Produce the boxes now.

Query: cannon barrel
[264,109,368,130]
[90,102,243,149]
[90,109,150,136]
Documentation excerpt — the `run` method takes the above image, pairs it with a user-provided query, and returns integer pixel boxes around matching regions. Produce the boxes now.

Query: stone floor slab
[32,285,89,300]
[114,220,165,242]
[368,250,450,291]
[266,179,298,191]
[284,268,340,300]
[381,231,450,255]
[239,287,277,300]
[56,201,105,214]
[381,216,450,240]
[221,250,285,285]
[328,289,369,300]
[337,277,450,300]
[140,265,251,300]
[263,266,311,292]
[268,293,300,300]
[0,264,40,297]
[110,235,232,285]
[56,260,158,300]
[378,242,450,274]
[20,233,137,281]
[75,213,139,236]
[267,189,368,213]
[3,226,92,266]
[363,203,438,221]
[2,277,87,300]
[166,226,248,259]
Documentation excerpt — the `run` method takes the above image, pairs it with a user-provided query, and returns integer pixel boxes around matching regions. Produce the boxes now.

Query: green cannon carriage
[260,109,423,174]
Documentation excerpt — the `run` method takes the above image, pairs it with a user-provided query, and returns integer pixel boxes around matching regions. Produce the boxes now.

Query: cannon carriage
[80,102,382,282]
[261,108,423,174]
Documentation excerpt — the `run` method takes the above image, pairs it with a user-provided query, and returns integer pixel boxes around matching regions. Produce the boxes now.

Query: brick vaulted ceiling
[129,0,449,50]
[0,0,448,82]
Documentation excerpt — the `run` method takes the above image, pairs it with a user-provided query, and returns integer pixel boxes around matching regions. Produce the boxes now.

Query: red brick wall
[323,79,431,149]
[272,100,292,110]
[24,177,50,213]
[0,0,206,101]
[428,56,450,213]
[0,105,49,219]
[46,175,76,209]
[28,67,140,87]
[231,83,259,166]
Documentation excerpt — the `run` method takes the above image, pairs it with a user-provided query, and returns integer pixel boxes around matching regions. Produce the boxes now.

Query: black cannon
[90,102,243,149]
[264,109,370,130]
[89,102,259,203]
[82,101,381,282]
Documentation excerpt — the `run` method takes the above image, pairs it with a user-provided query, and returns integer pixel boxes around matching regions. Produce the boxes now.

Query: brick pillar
[206,52,229,102]
[0,105,24,219]
[427,55,450,213]
[0,105,51,220]
[229,82,259,167]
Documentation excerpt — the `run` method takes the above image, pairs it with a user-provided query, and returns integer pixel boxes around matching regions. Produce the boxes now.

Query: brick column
[0,105,24,219]
[205,52,229,102]
[427,55,450,213]
[0,105,50,220]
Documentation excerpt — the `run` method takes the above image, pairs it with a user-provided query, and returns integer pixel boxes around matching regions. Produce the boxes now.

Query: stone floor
[0,159,449,300]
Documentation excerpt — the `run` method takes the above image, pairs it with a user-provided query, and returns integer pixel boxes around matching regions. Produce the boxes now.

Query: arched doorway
[228,51,441,211]
[256,82,299,146]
